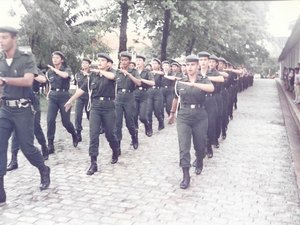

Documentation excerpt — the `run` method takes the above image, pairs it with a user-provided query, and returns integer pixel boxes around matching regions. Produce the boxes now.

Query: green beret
[185,55,199,63]
[218,57,227,63]
[152,58,161,65]
[119,51,132,60]
[96,53,113,63]
[82,58,92,64]
[162,60,170,65]
[197,51,210,58]
[136,54,146,61]
[52,51,65,60]
[209,54,219,61]
[0,26,18,36]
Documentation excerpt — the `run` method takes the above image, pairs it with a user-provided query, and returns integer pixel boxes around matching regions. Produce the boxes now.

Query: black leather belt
[137,87,147,91]
[152,86,160,89]
[117,89,132,93]
[51,88,68,92]
[163,85,170,88]
[96,96,114,101]
[205,93,214,97]
[0,98,31,108]
[181,103,203,109]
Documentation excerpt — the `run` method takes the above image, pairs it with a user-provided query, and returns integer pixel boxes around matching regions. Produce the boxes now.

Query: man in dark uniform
[161,60,174,119]
[147,58,164,132]
[0,26,50,203]
[115,51,141,150]
[74,58,91,142]
[65,53,120,175]
[168,55,214,189]
[133,54,155,137]
[46,51,78,154]
[7,69,49,171]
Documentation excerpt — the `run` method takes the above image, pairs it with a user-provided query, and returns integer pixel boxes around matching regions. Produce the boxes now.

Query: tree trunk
[160,9,171,61]
[185,37,196,56]
[119,0,129,53]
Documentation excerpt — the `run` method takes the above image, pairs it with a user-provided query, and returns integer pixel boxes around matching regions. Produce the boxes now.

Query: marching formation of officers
[0,26,254,204]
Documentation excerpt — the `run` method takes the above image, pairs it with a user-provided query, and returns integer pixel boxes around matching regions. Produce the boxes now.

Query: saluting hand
[64,101,72,112]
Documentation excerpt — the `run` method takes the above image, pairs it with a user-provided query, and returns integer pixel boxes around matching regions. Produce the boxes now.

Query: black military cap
[197,51,210,58]
[136,54,146,61]
[162,60,170,65]
[82,58,92,64]
[185,55,199,63]
[209,54,219,62]
[119,51,132,60]
[52,51,65,60]
[218,57,227,63]
[171,61,181,67]
[96,53,113,63]
[0,26,18,36]
[152,58,161,65]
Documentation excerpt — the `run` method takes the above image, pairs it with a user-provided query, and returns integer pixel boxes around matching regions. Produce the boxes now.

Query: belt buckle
[165,86,168,88]
[138,87,143,90]
[99,97,104,100]
[121,89,126,92]
[56,88,59,91]
[152,86,156,89]
[191,104,196,109]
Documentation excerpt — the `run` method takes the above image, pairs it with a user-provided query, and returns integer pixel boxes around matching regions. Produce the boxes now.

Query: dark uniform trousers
[147,88,164,124]
[47,91,76,142]
[89,99,119,156]
[133,88,149,127]
[177,107,208,168]
[161,86,174,117]
[75,95,89,132]
[11,93,47,153]
[227,85,234,118]
[220,88,229,136]
[204,95,218,146]
[115,91,136,142]
[0,105,44,176]
[215,92,223,139]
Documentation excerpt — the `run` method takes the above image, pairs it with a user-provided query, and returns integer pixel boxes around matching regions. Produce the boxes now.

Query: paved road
[0,79,299,225]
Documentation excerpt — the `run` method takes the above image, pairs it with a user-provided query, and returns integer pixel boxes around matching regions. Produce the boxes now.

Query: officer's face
[199,57,209,69]
[171,65,180,73]
[97,57,109,70]
[218,61,225,70]
[151,61,160,70]
[186,62,199,76]
[52,54,64,66]
[81,61,90,70]
[0,32,16,52]
[136,58,144,67]
[120,56,130,69]
[209,59,218,70]
[162,63,170,72]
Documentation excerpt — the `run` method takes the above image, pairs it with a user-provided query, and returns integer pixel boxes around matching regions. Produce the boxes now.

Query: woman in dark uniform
[46,51,78,154]
[168,55,214,189]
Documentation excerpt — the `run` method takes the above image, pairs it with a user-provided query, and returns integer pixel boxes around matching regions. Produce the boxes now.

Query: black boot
[131,130,138,150]
[180,167,190,189]
[76,130,82,142]
[158,119,165,131]
[86,156,97,175]
[195,158,203,175]
[48,139,55,154]
[7,152,18,171]
[99,126,105,134]
[207,145,213,158]
[147,123,153,137]
[72,132,79,147]
[41,145,49,160]
[144,122,151,137]
[0,176,6,203]
[111,148,119,164]
[39,166,50,191]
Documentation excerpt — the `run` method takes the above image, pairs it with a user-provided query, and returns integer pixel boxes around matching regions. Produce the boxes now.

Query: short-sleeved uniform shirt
[0,49,38,100]
[115,68,140,92]
[75,71,90,98]
[47,65,72,90]
[138,69,154,89]
[150,71,163,88]
[207,69,222,94]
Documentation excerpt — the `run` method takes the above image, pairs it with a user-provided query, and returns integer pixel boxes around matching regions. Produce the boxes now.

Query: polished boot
[131,130,138,150]
[99,126,105,134]
[147,123,153,137]
[86,156,97,175]
[215,140,220,149]
[39,166,50,191]
[41,145,49,160]
[158,119,165,131]
[76,130,82,142]
[111,148,119,164]
[222,133,227,140]
[7,152,18,171]
[144,122,152,137]
[195,158,203,175]
[207,145,213,158]
[48,139,55,154]
[180,167,190,189]
[0,176,6,203]
[72,132,79,147]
